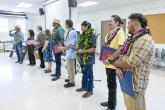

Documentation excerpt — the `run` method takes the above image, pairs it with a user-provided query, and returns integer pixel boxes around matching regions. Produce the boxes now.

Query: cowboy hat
[15,25,21,29]
[53,19,60,24]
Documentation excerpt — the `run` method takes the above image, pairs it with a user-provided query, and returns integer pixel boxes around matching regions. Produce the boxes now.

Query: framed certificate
[99,45,116,61]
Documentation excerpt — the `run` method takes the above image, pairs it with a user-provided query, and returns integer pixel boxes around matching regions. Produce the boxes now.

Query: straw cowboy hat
[15,25,21,29]
[53,19,60,24]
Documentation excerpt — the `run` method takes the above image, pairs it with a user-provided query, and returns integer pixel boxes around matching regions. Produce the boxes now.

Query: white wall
[45,0,69,30]
[27,14,45,35]
[75,0,165,52]
[71,8,79,30]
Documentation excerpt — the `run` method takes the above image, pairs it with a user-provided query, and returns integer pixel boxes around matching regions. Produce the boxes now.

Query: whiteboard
[45,0,69,30]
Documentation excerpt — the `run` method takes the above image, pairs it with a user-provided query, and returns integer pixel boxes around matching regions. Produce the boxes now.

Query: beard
[128,30,133,35]
[128,26,135,35]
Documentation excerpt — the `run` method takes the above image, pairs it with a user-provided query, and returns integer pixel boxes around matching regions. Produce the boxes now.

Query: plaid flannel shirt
[126,34,154,95]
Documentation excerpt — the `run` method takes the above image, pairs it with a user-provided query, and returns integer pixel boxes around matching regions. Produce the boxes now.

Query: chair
[152,48,161,68]
[160,49,165,66]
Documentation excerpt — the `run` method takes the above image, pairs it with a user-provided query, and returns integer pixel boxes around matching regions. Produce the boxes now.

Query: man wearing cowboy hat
[51,19,65,81]
[9,25,24,64]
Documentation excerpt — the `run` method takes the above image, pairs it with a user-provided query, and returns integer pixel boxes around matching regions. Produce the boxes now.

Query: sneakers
[19,62,23,64]
[64,83,75,88]
[44,69,52,73]
[15,61,20,63]
[65,79,70,83]
[51,74,55,76]
[40,65,45,68]
[106,108,116,110]
[82,92,93,98]
[100,102,108,107]
[76,87,86,92]
[51,76,60,81]
[30,64,35,66]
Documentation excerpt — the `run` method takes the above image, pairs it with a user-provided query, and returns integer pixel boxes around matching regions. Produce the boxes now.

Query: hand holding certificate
[100,45,134,96]
[26,40,37,45]
[99,45,116,62]
[53,45,61,53]
[118,69,134,96]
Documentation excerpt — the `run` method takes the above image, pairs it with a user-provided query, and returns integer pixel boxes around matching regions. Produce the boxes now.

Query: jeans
[15,42,23,62]
[54,53,62,77]
[80,64,94,93]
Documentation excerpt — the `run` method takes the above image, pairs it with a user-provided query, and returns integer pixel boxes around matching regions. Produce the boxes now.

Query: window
[0,18,9,33]
[16,19,26,33]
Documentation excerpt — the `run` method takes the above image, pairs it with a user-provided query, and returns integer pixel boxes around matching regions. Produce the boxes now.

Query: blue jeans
[15,42,23,62]
[80,64,94,93]
[54,53,62,77]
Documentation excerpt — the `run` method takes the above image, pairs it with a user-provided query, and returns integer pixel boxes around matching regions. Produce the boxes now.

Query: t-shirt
[105,28,125,69]
[79,33,97,65]
[51,26,64,46]
[36,32,45,47]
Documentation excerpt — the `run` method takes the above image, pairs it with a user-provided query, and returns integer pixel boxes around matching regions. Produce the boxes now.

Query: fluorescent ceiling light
[78,1,98,7]
[12,9,23,12]
[44,0,54,3]
[43,0,54,5]
[17,2,32,8]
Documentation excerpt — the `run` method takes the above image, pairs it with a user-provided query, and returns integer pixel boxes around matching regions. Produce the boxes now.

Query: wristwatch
[108,59,113,64]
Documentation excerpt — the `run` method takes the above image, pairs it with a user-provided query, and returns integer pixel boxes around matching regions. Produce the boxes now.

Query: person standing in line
[26,29,36,66]
[51,19,65,81]
[76,21,97,98]
[42,29,53,73]
[58,19,78,88]
[104,13,154,110]
[36,26,45,68]
[101,15,125,110]
[9,25,24,64]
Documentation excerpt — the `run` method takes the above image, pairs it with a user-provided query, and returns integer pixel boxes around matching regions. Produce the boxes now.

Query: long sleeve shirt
[9,31,24,44]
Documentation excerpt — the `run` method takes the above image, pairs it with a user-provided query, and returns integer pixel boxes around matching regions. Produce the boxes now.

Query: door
[100,19,126,50]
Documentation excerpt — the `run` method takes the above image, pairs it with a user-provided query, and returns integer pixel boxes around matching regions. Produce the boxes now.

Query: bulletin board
[145,13,165,44]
